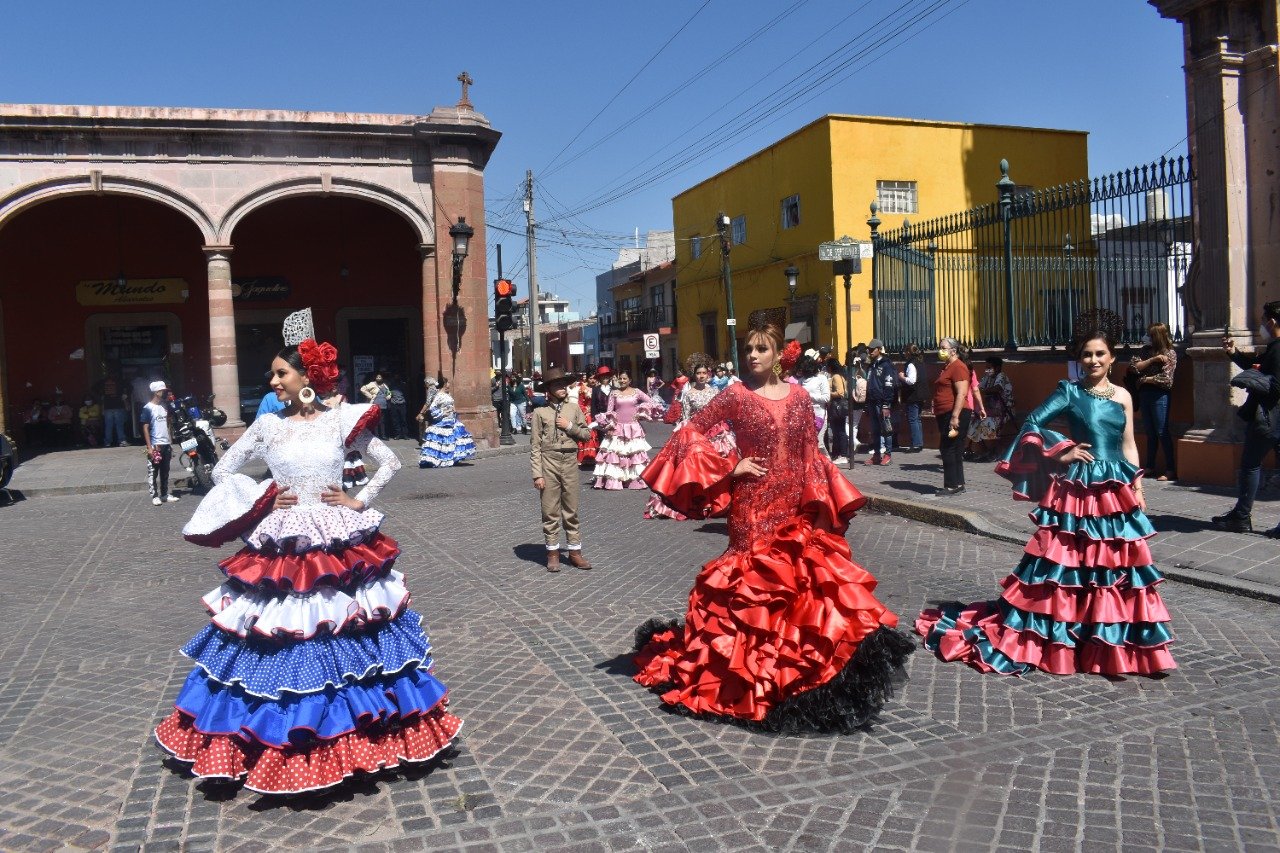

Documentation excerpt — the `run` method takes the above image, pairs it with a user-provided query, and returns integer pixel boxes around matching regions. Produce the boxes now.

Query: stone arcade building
[0,98,500,443]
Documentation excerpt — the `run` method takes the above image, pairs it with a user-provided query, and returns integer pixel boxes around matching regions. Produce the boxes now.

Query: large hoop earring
[299,386,316,406]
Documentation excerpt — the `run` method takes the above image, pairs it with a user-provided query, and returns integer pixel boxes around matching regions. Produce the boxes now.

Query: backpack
[852,374,867,404]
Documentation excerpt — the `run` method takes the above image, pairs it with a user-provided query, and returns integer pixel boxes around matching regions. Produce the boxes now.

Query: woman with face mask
[931,338,971,495]
[1129,323,1177,481]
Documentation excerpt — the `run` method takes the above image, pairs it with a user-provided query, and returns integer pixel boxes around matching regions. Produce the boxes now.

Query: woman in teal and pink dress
[916,312,1176,676]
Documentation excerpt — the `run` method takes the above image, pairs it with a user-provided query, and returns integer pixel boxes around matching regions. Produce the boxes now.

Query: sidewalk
[842,446,1280,603]
[2,431,531,498]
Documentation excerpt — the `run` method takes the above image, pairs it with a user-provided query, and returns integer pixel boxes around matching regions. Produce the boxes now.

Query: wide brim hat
[536,367,576,393]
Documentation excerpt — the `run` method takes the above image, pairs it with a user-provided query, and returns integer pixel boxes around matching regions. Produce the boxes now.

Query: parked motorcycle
[168,392,228,493]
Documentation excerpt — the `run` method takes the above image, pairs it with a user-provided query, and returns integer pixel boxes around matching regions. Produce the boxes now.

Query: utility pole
[524,170,542,375]
[717,212,739,373]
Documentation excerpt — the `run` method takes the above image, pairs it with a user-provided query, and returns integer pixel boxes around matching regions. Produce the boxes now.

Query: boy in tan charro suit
[531,368,594,572]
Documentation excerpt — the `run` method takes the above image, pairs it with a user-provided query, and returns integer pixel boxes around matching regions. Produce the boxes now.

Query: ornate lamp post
[784,264,799,319]
[449,217,474,302]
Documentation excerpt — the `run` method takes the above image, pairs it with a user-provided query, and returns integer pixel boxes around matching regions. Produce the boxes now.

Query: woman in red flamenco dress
[916,314,1176,676]
[156,340,461,794]
[633,315,913,732]
[575,372,601,467]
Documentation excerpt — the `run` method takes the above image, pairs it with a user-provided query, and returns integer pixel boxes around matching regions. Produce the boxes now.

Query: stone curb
[860,488,1280,605]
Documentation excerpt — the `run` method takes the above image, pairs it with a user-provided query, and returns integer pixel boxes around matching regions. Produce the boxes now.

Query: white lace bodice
[213,405,400,507]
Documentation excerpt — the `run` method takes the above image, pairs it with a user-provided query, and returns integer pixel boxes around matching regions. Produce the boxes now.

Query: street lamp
[449,216,474,301]
[784,264,799,310]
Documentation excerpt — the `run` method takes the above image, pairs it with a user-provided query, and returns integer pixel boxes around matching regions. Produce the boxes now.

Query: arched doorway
[0,193,208,440]
[228,195,424,422]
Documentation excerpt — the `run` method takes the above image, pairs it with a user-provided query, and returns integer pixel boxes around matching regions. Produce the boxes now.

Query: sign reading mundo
[76,278,188,306]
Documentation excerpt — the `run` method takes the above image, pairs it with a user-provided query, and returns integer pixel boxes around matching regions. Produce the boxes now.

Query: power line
[539,0,714,177]
[546,0,958,224]
[540,0,811,181]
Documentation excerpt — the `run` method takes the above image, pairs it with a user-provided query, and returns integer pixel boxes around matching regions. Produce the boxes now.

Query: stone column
[420,243,441,383]
[1149,0,1280,484]
[203,245,244,431]
[414,105,502,448]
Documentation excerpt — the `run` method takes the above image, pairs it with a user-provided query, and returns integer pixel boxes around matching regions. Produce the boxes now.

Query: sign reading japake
[76,278,188,306]
[232,277,291,302]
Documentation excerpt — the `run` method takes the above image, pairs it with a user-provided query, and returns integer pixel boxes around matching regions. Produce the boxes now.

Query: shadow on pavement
[877,479,938,497]
[512,543,549,565]
[596,651,639,678]
[1144,513,1212,534]
[694,521,729,536]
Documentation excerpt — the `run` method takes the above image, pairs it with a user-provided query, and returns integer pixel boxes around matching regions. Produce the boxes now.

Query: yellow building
[672,114,1089,361]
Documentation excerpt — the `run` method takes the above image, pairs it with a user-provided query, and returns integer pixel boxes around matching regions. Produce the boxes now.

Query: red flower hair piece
[298,339,340,395]
[779,339,802,374]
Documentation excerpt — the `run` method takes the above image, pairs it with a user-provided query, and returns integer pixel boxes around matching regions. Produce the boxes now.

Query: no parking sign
[643,333,660,360]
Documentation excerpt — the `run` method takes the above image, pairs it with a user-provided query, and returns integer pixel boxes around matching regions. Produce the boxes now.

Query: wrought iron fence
[600,304,676,341]
[869,156,1194,352]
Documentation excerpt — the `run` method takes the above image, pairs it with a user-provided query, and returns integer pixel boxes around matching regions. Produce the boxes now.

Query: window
[691,235,702,259]
[650,285,665,308]
[877,180,918,214]
[781,195,801,229]
[731,215,747,246]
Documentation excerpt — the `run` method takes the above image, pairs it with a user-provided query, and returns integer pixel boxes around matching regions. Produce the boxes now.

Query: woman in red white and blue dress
[156,339,461,794]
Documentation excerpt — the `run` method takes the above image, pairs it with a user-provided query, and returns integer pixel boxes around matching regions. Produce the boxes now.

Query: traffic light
[494,279,516,332]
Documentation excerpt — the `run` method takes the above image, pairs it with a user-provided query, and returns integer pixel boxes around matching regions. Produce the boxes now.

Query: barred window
[876,180,918,214]
[781,195,801,229]
[731,215,747,246]
[691,235,702,259]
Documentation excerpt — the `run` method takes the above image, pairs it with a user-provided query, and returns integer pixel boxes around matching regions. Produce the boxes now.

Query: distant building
[672,114,1088,361]
[595,230,675,374]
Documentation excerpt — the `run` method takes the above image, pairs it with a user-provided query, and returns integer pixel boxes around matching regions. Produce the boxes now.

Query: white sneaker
[165,495,180,502]
[151,497,162,506]
[118,442,130,448]
[831,456,848,465]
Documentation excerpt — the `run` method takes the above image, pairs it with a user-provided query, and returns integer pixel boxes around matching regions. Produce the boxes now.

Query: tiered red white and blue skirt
[156,475,461,794]
[916,414,1176,676]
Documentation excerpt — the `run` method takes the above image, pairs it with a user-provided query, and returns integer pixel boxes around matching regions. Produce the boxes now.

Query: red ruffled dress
[634,382,913,732]
[156,403,461,794]
[575,383,601,466]
[916,380,1176,676]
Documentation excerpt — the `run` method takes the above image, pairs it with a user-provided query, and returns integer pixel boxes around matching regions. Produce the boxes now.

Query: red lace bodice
[683,382,820,551]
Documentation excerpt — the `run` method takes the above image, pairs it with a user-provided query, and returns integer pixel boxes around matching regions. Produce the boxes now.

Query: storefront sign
[232,277,291,302]
[76,278,188,306]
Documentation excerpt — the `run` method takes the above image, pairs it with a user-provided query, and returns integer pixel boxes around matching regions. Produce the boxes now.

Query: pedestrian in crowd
[644,352,736,520]
[933,337,972,496]
[847,345,868,459]
[917,308,1175,676]
[573,372,601,467]
[530,368,594,572]
[1213,301,1280,534]
[419,377,477,468]
[141,380,178,506]
[711,363,732,391]
[256,382,287,419]
[592,370,654,489]
[512,373,529,433]
[897,344,927,452]
[590,365,613,420]
[633,312,912,730]
[490,374,504,431]
[101,375,129,447]
[386,374,408,440]
[827,356,850,464]
[78,395,102,447]
[47,394,73,447]
[645,369,665,399]
[864,338,896,465]
[22,398,48,449]
[966,356,1016,462]
[359,372,390,439]
[1130,322,1178,481]
[798,351,831,455]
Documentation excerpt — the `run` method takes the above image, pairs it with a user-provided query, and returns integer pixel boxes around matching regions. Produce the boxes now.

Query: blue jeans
[905,402,924,449]
[1138,387,1175,475]
[868,403,894,457]
[1233,425,1280,517]
[103,408,127,445]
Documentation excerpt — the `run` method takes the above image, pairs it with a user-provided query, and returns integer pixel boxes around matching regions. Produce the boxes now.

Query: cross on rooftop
[457,71,474,108]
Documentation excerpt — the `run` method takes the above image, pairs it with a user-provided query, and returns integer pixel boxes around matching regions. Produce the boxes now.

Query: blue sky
[2,1,1188,314]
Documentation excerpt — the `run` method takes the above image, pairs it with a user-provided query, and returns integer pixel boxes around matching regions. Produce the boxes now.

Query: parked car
[0,431,17,493]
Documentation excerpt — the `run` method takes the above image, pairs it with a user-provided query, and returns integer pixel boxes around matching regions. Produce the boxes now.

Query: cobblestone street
[2,445,1279,852]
